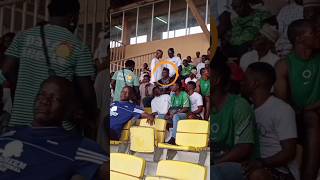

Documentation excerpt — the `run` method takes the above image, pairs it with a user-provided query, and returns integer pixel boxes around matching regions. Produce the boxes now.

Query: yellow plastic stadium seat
[110,120,132,145]
[145,176,176,180]
[158,120,209,152]
[139,119,167,143]
[144,107,152,114]
[156,160,207,180]
[110,153,146,180]
[130,126,155,153]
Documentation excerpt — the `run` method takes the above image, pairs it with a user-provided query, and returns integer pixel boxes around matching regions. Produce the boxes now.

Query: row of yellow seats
[110,153,207,180]
[109,118,167,146]
[110,118,210,164]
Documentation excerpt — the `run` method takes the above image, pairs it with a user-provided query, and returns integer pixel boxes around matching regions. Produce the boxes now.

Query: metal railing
[110,40,125,61]
[110,52,156,75]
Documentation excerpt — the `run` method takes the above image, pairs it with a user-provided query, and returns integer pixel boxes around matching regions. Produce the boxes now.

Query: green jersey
[211,95,255,152]
[112,69,139,102]
[200,78,210,97]
[5,25,95,127]
[288,53,320,109]
[181,65,195,77]
[171,91,190,109]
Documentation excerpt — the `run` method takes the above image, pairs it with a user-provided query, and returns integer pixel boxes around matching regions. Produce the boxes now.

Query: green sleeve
[233,97,255,145]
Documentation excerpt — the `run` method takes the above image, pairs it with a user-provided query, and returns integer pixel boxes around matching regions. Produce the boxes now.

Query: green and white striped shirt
[5,24,95,127]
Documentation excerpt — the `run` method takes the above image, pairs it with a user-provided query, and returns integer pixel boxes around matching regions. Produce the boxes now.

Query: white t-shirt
[189,92,203,113]
[240,50,280,72]
[166,56,182,77]
[196,63,205,78]
[150,58,162,83]
[151,94,171,115]
[255,96,298,177]
[185,77,198,84]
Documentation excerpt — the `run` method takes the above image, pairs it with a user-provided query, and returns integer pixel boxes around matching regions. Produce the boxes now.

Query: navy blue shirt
[0,127,107,180]
[110,101,144,139]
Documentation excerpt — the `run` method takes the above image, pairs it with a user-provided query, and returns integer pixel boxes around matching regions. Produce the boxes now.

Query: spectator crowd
[110,48,211,145]
[212,0,320,180]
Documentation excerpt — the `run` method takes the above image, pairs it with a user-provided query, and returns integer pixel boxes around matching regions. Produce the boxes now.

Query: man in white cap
[240,24,280,72]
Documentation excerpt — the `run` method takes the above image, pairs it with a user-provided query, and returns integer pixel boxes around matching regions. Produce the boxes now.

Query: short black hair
[175,80,182,88]
[287,19,313,45]
[39,76,74,112]
[162,67,169,72]
[210,55,231,89]
[200,68,207,75]
[187,81,197,89]
[247,62,276,88]
[125,60,135,68]
[48,0,80,17]
[168,48,174,53]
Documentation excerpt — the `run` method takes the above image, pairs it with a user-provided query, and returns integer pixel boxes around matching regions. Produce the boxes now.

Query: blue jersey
[0,127,108,180]
[110,101,144,139]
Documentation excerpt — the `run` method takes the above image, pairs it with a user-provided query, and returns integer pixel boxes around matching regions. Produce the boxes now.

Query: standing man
[150,49,163,84]
[1,0,97,138]
[111,60,139,103]
[197,68,211,120]
[193,51,202,66]
[274,19,320,180]
[166,48,182,78]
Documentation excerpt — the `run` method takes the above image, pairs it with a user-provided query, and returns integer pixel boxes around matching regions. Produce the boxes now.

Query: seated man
[275,19,320,180]
[110,86,154,140]
[187,81,204,120]
[211,59,255,180]
[221,0,271,57]
[165,81,190,145]
[151,86,171,119]
[242,62,297,180]
[240,23,280,71]
[185,68,198,84]
[181,59,195,80]
[0,76,108,180]
[157,67,172,94]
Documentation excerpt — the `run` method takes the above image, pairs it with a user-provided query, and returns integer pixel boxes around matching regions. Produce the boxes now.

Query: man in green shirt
[220,0,271,57]
[165,81,190,145]
[211,58,255,180]
[111,60,140,103]
[197,68,210,120]
[181,59,195,79]
[275,19,320,180]
[0,0,97,138]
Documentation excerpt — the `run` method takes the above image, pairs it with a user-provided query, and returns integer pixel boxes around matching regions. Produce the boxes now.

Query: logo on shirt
[56,43,72,59]
[127,75,133,81]
[302,69,312,85]
[0,140,27,173]
[110,106,119,117]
